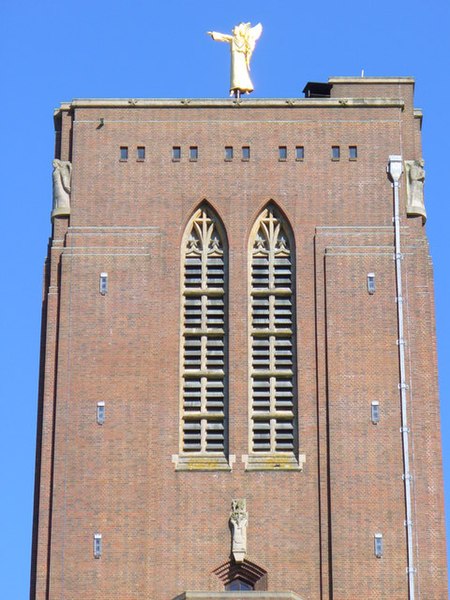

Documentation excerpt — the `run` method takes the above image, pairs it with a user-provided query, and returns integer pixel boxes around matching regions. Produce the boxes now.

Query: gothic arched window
[248,205,299,464]
[180,205,228,459]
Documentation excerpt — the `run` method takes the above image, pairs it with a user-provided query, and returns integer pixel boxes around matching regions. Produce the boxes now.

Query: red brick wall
[32,82,447,600]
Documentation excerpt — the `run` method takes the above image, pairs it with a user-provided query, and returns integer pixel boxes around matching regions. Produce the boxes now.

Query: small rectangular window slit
[189,146,198,161]
[94,533,102,558]
[278,146,287,161]
[225,146,233,161]
[295,146,304,161]
[374,533,383,558]
[367,273,376,294]
[172,146,181,161]
[332,146,340,160]
[349,145,358,160]
[137,146,145,160]
[371,401,380,424]
[120,146,128,161]
[97,402,105,425]
[99,273,108,295]
[242,146,250,161]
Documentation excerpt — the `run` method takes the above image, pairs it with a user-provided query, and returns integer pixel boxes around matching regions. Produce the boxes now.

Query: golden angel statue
[208,22,263,97]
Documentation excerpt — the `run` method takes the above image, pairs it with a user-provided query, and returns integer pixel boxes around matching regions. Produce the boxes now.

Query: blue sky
[1,1,449,597]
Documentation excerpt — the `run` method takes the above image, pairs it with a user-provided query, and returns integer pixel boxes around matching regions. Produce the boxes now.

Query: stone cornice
[54,97,405,117]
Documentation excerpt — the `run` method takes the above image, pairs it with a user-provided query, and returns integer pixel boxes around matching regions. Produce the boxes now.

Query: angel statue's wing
[250,23,263,42]
[245,23,263,70]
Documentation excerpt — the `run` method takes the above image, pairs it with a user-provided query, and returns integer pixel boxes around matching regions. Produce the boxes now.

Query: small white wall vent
[367,273,376,294]
[374,533,383,558]
[96,402,105,425]
[93,533,102,558]
[99,273,108,295]
[371,401,380,424]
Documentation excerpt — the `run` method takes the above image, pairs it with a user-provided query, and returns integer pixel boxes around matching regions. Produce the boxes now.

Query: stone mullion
[268,223,276,289]
[269,290,277,434]
[199,216,210,451]
[269,219,277,449]
[200,413,207,453]
[200,274,208,450]
[200,294,208,370]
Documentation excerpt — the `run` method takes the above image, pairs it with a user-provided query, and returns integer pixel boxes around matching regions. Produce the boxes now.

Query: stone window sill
[243,453,305,471]
[172,454,234,471]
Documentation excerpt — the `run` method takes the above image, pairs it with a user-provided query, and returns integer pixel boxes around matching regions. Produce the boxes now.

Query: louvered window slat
[185,257,203,288]
[183,420,202,451]
[183,336,202,370]
[206,298,225,329]
[181,207,227,454]
[252,419,272,451]
[250,207,297,454]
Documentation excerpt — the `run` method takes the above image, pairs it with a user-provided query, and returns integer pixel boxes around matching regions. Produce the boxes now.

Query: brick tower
[31,77,447,600]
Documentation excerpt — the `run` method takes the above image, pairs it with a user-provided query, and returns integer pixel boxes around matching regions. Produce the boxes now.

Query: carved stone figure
[208,23,263,97]
[230,499,248,563]
[52,159,72,219]
[405,159,426,223]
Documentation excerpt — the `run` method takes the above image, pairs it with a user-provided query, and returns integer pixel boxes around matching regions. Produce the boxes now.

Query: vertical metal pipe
[388,155,415,600]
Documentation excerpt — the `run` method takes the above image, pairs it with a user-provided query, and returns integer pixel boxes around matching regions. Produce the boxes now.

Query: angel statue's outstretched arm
[207,31,233,43]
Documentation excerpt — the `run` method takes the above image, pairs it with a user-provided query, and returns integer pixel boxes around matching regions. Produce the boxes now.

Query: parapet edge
[328,76,415,84]
[53,97,405,115]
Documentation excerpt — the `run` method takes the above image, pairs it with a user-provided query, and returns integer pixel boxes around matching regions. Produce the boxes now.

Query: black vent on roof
[303,82,332,98]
